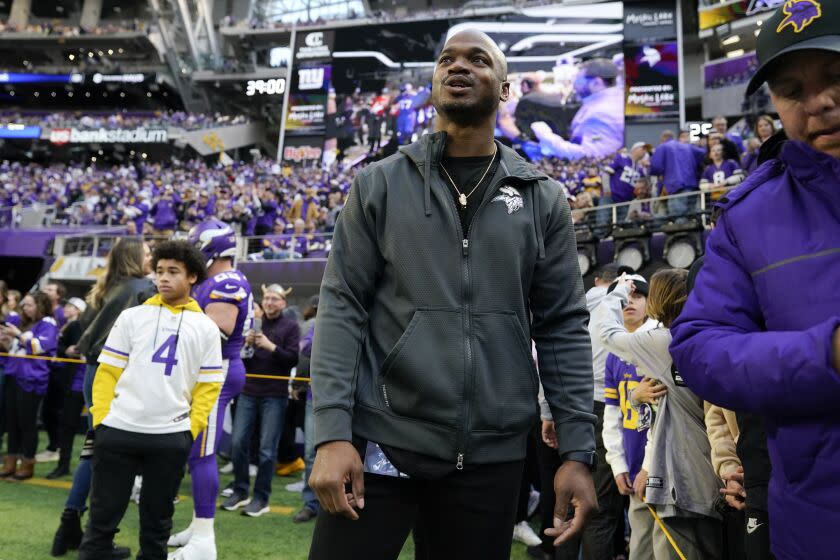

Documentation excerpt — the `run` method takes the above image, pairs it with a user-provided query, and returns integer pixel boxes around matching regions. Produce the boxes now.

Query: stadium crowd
[0,111,789,559]
[0,20,147,36]
[1,112,250,132]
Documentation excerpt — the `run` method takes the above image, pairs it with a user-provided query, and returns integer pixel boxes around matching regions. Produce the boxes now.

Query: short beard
[433,94,498,127]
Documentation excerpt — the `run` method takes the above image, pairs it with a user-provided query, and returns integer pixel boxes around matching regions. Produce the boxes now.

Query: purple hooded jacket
[5,317,59,395]
[670,137,840,560]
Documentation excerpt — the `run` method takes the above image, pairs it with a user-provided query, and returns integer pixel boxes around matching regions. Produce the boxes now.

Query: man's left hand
[546,460,597,546]
[254,332,277,352]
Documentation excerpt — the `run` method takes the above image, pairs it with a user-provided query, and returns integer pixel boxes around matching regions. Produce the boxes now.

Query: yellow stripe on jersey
[100,349,128,362]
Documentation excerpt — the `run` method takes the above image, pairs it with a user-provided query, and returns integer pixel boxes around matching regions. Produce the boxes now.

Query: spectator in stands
[649,130,705,222]
[699,143,745,200]
[707,132,742,165]
[594,270,723,559]
[0,291,59,480]
[43,281,67,327]
[51,238,153,558]
[222,284,299,517]
[4,290,21,320]
[293,320,320,524]
[38,280,68,465]
[46,297,88,480]
[712,116,745,154]
[605,142,650,223]
[150,187,179,236]
[601,275,658,560]
[626,176,654,223]
[743,115,778,172]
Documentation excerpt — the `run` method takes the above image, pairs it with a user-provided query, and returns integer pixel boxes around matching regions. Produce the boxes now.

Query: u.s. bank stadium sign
[50,127,168,145]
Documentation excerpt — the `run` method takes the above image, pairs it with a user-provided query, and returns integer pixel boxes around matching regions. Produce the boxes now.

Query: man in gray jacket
[308,29,597,560]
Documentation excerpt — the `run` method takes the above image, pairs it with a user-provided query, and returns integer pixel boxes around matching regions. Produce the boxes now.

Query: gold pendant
[459,193,467,208]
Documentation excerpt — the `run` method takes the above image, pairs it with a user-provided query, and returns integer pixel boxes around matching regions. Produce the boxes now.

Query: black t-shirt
[438,152,500,235]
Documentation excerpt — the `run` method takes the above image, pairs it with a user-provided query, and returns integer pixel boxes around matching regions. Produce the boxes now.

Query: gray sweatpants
[652,513,723,560]
[628,495,655,560]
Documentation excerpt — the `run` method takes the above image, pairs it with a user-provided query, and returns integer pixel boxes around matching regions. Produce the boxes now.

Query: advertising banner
[50,127,168,145]
[294,30,335,62]
[702,51,763,118]
[624,2,677,42]
[282,135,324,165]
[699,0,784,30]
[624,42,679,121]
[284,64,331,137]
[0,124,41,139]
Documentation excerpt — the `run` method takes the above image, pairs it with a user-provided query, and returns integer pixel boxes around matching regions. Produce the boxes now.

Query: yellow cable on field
[646,503,688,560]
[0,352,310,382]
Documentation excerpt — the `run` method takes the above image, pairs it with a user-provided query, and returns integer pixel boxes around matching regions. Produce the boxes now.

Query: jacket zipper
[427,156,546,471]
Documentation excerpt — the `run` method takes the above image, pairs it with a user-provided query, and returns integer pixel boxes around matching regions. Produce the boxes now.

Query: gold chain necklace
[439,144,498,210]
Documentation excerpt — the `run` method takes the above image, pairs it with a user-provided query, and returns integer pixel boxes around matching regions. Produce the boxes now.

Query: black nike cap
[746,0,840,96]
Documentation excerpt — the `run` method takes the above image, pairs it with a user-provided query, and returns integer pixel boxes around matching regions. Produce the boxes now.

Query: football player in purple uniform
[168,219,253,560]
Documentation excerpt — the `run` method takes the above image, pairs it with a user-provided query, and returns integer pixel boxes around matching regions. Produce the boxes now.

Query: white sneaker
[168,525,193,547]
[219,462,233,474]
[35,449,60,462]
[527,490,540,519]
[285,481,304,493]
[167,536,216,560]
[513,521,542,547]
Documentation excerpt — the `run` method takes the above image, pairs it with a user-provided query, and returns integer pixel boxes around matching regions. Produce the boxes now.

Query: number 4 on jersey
[152,334,179,376]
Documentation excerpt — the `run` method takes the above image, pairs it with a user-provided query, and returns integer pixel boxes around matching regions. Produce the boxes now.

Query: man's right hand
[309,440,365,520]
[614,473,632,496]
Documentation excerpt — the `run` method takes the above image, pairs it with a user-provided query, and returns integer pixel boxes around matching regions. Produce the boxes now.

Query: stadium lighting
[722,36,740,46]
[141,153,148,159]
[33,91,39,97]
[147,92,152,97]
[575,224,597,277]
[108,49,114,55]
[726,49,746,58]
[68,54,75,61]
[613,225,651,273]
[118,48,124,54]
[85,91,91,97]
[91,157,97,162]
[88,52,94,58]
[661,220,704,270]
[120,92,126,97]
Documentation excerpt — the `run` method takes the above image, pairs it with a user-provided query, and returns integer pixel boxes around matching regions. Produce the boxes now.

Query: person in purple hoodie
[0,291,59,480]
[149,187,179,235]
[670,4,840,559]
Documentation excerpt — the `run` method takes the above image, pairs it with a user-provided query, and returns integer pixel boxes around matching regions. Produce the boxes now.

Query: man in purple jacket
[670,3,840,559]
[649,130,705,222]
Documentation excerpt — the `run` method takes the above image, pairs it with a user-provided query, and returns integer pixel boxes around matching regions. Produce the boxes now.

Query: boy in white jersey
[79,241,224,560]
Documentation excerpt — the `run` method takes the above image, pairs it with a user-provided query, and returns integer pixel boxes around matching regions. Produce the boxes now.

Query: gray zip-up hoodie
[593,284,722,519]
[311,131,595,468]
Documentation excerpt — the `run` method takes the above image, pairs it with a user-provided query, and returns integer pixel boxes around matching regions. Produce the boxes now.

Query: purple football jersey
[604,352,649,482]
[192,270,253,360]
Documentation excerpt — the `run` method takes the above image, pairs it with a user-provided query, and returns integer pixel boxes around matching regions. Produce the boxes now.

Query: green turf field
[0,435,537,559]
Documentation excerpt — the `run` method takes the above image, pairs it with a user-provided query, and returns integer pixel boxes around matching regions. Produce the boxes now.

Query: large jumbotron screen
[320,2,628,162]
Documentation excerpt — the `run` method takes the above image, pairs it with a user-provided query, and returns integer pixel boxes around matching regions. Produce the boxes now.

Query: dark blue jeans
[65,364,97,511]
[232,394,287,502]
[302,397,319,512]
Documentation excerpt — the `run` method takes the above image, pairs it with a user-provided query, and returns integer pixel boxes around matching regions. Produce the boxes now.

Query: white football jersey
[97,295,224,434]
